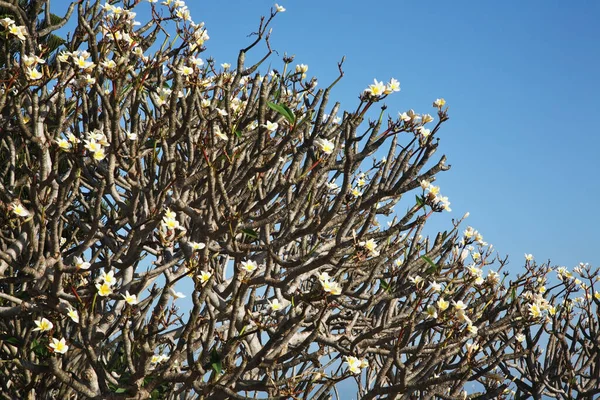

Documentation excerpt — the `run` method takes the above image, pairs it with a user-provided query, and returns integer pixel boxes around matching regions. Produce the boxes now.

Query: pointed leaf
[422,255,438,274]
[268,102,295,124]
[241,228,258,239]
[211,349,223,374]
[415,195,424,207]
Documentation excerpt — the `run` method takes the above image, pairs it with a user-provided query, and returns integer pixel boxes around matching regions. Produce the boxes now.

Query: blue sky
[182,0,600,272]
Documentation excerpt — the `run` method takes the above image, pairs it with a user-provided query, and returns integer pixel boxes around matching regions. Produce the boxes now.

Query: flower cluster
[58,50,97,86]
[96,269,118,297]
[161,208,184,232]
[523,290,556,320]
[318,272,342,296]
[462,226,487,247]
[344,355,368,374]
[420,180,451,212]
[81,129,110,160]
[32,317,69,354]
[364,78,400,97]
[358,239,379,257]
[0,17,28,42]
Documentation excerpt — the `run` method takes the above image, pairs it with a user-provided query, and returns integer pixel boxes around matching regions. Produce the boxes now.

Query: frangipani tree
[0,1,599,399]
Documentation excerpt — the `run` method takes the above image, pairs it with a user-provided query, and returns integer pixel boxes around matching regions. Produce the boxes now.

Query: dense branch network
[0,1,598,399]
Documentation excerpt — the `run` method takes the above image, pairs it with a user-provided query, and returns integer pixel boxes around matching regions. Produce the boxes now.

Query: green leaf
[422,255,438,274]
[380,279,391,293]
[31,339,49,357]
[211,349,223,375]
[511,287,516,302]
[6,337,20,345]
[114,388,127,394]
[1,336,21,346]
[234,130,242,138]
[415,195,424,207]
[268,102,296,124]
[241,228,258,239]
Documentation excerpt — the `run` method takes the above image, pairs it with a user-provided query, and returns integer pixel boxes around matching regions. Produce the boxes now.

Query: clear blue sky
[181,0,600,273]
[50,0,599,271]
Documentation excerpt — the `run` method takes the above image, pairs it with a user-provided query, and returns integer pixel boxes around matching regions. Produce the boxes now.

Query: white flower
[240,260,258,273]
[437,298,449,311]
[100,270,117,286]
[456,310,472,325]
[269,298,284,311]
[49,338,69,354]
[528,302,542,318]
[96,282,113,297]
[151,354,169,364]
[199,271,212,284]
[275,3,286,12]
[0,17,15,28]
[359,239,379,257]
[55,138,71,150]
[466,341,479,353]
[214,126,227,141]
[344,356,363,374]
[314,138,335,155]
[162,215,180,230]
[11,203,30,217]
[428,281,442,292]
[425,305,438,319]
[67,306,79,323]
[126,131,137,140]
[326,181,339,192]
[263,121,279,132]
[318,272,331,282]
[178,65,194,76]
[417,126,431,139]
[384,78,400,94]
[67,132,81,144]
[453,300,467,311]
[164,208,176,219]
[321,278,342,296]
[433,98,446,108]
[295,64,308,74]
[409,275,424,286]
[101,59,117,69]
[437,195,451,212]
[92,148,106,161]
[33,317,53,332]
[122,291,138,305]
[75,256,91,270]
[467,324,478,335]
[515,333,526,343]
[189,56,204,66]
[366,79,386,96]
[524,253,534,261]
[189,241,206,251]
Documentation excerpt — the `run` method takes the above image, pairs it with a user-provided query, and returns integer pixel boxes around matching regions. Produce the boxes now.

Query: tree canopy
[0,1,599,399]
